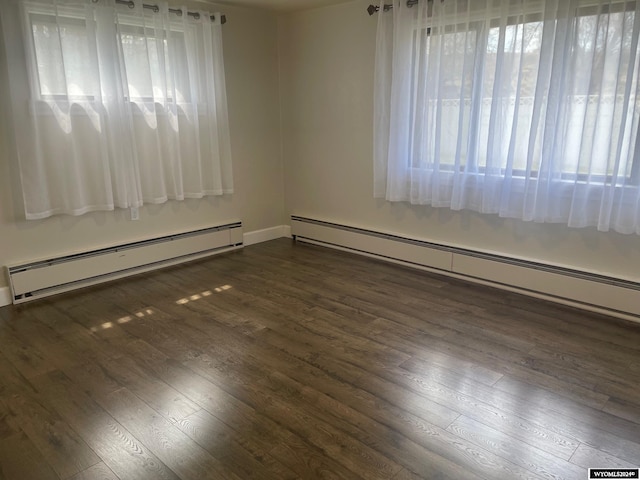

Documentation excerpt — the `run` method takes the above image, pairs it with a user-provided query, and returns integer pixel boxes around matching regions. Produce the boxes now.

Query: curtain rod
[112,0,227,24]
[367,0,418,15]
[368,0,434,15]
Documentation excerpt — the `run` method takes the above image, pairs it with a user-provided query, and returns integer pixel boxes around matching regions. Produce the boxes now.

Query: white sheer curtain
[374,0,640,234]
[1,0,232,220]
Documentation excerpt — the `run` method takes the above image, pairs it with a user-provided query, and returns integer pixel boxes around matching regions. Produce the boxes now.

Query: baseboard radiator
[6,222,243,304]
[291,216,640,321]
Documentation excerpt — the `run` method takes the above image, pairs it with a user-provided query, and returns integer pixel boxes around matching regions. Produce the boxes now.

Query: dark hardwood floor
[1,238,639,479]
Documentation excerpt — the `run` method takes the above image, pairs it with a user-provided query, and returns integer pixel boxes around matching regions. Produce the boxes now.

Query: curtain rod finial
[367,4,378,15]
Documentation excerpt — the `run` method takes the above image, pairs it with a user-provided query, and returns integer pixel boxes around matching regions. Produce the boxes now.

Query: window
[30,13,96,98]
[0,0,232,219]
[374,0,640,234]
[28,7,190,102]
[419,8,638,180]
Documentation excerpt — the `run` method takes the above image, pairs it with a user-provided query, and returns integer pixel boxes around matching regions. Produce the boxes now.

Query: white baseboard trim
[291,216,640,323]
[0,286,11,307]
[0,225,288,307]
[7,222,243,305]
[244,225,290,246]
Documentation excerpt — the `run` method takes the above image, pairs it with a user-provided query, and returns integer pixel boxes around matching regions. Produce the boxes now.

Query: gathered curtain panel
[374,0,640,234]
[1,0,232,220]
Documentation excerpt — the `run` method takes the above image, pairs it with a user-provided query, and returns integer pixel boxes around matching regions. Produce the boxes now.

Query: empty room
[1,0,640,478]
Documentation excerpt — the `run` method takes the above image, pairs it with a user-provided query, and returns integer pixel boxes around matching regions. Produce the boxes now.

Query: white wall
[278,0,640,283]
[0,3,285,289]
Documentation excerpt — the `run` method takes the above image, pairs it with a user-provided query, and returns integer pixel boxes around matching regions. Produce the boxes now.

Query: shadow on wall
[0,28,24,226]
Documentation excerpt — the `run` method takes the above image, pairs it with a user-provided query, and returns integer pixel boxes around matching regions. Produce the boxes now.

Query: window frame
[24,3,191,105]
[409,0,640,186]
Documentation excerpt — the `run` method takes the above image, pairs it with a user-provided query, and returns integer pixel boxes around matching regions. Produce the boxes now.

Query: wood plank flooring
[1,238,639,479]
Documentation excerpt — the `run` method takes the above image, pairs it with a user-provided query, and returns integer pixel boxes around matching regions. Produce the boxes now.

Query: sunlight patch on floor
[175,286,231,305]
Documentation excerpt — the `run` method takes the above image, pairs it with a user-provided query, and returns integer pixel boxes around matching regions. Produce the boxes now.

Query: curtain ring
[127,1,134,8]
[152,4,159,12]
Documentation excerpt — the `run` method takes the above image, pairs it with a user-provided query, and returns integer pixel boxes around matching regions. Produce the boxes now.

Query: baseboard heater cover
[291,216,640,320]
[7,222,243,304]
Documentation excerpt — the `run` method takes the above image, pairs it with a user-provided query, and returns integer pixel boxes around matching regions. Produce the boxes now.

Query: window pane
[31,15,94,97]
[119,26,186,101]
[120,30,159,99]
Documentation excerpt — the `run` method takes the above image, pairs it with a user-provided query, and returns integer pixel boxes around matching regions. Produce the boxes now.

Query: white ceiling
[203,0,355,13]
